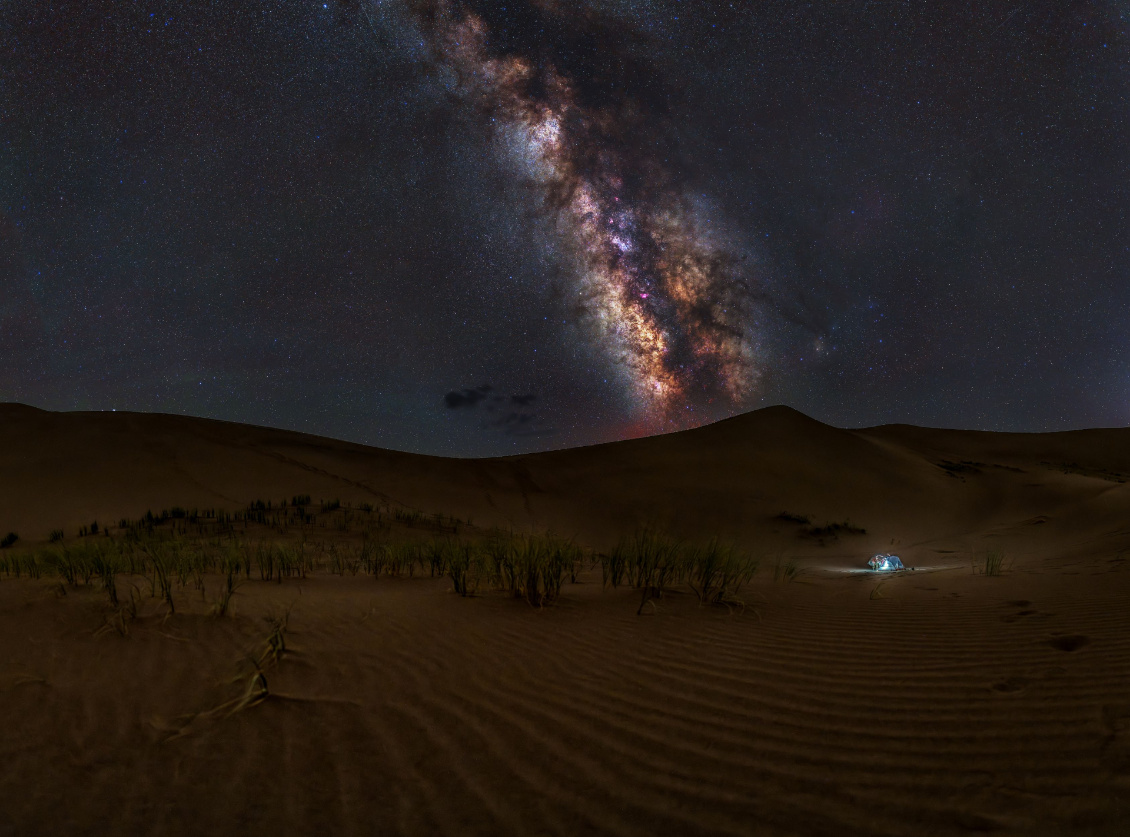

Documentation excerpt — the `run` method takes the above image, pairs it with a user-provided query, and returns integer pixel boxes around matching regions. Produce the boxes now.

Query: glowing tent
[868,554,905,572]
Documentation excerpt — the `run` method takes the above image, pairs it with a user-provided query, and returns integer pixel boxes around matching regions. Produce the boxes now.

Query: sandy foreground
[2,404,1130,835]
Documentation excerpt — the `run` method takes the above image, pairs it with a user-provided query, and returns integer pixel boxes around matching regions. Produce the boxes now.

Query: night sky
[1,1,1127,456]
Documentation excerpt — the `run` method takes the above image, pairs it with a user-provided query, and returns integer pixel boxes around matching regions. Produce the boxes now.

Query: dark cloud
[443,383,553,437]
[443,384,492,408]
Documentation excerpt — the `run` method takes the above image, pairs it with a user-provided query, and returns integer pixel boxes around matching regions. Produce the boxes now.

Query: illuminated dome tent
[868,554,905,572]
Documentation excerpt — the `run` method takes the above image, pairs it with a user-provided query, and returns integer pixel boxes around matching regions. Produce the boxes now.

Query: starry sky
[1,1,1127,456]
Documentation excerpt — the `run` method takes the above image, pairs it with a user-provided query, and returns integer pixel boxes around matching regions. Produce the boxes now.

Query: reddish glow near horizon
[433,8,759,427]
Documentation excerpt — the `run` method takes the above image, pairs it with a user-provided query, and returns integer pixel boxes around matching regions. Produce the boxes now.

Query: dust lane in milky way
[416,0,762,427]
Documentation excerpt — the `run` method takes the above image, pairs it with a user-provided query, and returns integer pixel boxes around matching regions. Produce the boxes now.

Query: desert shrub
[603,528,685,613]
[772,557,801,582]
[359,538,385,576]
[426,540,450,577]
[687,540,759,606]
[91,548,120,608]
[384,542,420,577]
[254,542,277,581]
[480,533,575,607]
[1,551,40,578]
[150,548,175,614]
[211,554,242,616]
[446,541,479,596]
[984,550,1006,576]
[600,545,627,588]
[515,535,572,607]
[0,532,18,549]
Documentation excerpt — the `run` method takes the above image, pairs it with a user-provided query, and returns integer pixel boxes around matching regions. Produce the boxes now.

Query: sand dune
[2,404,1129,835]
[5,402,1130,559]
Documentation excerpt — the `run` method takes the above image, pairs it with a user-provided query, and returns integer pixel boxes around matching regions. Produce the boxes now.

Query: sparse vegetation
[773,556,801,583]
[600,529,760,612]
[686,540,759,607]
[0,532,18,549]
[446,541,478,597]
[1041,461,1127,483]
[0,500,778,617]
[937,460,985,478]
[775,512,811,525]
[984,550,1006,577]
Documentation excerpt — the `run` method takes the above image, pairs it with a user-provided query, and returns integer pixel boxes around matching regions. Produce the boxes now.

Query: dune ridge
[4,402,1130,559]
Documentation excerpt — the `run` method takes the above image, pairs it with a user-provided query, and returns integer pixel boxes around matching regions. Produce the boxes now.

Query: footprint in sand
[1002,601,1039,623]
[1048,635,1090,652]
[991,676,1032,693]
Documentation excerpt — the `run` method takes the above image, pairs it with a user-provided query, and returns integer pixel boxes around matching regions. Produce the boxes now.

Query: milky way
[5,0,1123,456]
[414,0,760,427]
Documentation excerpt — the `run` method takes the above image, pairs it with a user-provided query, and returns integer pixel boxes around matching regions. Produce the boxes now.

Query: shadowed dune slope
[4,402,1130,557]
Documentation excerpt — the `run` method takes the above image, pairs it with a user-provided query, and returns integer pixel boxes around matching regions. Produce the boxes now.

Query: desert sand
[2,403,1129,835]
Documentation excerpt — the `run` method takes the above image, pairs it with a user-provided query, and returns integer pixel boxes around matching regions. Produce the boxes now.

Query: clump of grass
[446,541,479,597]
[603,528,685,614]
[394,509,425,528]
[0,532,18,549]
[471,533,572,606]
[151,548,175,615]
[211,555,242,617]
[254,542,276,581]
[94,549,119,609]
[384,542,421,577]
[600,544,626,589]
[506,534,575,607]
[984,550,1006,577]
[359,538,384,576]
[687,540,759,607]
[97,585,142,637]
[426,540,450,577]
[49,529,64,543]
[772,557,801,583]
